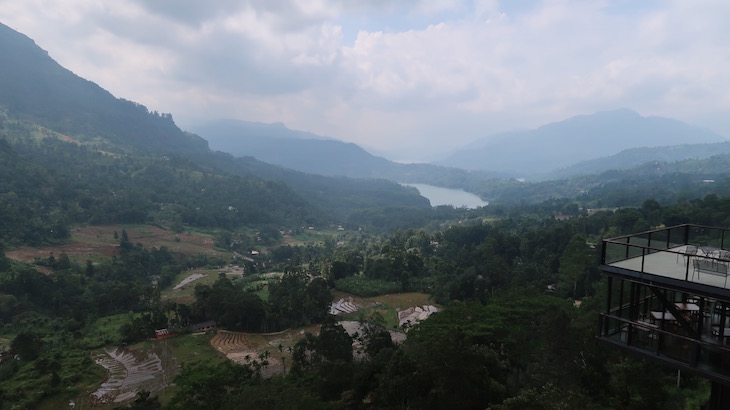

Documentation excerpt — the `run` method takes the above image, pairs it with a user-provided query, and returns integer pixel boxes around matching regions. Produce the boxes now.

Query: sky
[1,0,729,161]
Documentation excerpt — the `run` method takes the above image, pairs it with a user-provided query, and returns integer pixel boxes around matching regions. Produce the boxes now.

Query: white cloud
[1,0,729,160]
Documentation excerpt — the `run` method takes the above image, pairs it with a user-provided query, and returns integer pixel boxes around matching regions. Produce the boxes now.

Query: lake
[403,183,489,209]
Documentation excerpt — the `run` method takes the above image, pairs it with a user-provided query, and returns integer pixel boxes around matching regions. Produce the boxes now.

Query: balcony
[599,224,730,386]
[602,224,730,299]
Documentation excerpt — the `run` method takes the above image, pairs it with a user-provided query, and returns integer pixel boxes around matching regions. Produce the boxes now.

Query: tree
[557,234,595,298]
[11,331,43,361]
[85,259,94,277]
[169,361,258,409]
[120,229,132,251]
[0,243,10,272]
[55,251,71,270]
[291,316,354,401]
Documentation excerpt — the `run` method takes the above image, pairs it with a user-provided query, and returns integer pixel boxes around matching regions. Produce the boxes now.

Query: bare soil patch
[210,326,320,377]
[6,225,224,264]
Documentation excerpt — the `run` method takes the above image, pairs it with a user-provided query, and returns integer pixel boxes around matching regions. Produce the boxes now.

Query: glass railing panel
[605,242,629,264]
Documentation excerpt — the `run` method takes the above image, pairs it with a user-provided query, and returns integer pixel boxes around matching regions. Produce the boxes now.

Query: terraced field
[210,327,319,377]
[331,291,439,330]
[88,342,176,406]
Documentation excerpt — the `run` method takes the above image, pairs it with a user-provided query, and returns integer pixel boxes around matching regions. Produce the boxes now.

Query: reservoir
[404,183,489,209]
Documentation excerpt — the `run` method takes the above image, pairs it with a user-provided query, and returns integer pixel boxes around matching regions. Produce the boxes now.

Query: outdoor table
[675,303,700,312]
[712,326,730,337]
[650,311,677,321]
[700,247,720,258]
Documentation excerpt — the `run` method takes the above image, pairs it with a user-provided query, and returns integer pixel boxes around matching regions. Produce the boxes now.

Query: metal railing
[602,224,730,282]
[599,314,730,381]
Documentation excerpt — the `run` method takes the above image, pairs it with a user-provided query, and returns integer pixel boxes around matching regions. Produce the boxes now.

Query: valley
[0,17,728,410]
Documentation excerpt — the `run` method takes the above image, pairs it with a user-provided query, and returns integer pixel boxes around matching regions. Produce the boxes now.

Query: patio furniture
[678,245,698,263]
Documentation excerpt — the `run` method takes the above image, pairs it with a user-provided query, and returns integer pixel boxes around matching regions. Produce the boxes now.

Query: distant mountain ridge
[0,21,432,223]
[189,119,505,189]
[436,109,727,176]
[189,119,393,177]
[543,142,730,180]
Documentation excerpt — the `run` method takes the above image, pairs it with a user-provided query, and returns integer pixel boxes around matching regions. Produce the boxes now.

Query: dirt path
[173,273,205,290]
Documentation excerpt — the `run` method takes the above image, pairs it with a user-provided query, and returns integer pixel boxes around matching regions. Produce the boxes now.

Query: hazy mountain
[543,142,730,180]
[191,119,332,142]
[437,109,727,176]
[190,119,508,195]
[189,119,394,177]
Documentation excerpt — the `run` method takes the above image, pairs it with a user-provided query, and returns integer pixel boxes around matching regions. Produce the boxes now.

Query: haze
[1,0,728,161]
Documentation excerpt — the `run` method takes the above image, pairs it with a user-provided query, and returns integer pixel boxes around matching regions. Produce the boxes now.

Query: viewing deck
[603,224,730,299]
[600,224,730,404]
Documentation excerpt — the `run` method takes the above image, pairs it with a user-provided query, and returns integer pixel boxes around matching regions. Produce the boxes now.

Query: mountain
[189,119,394,177]
[190,119,509,196]
[437,109,727,176]
[543,142,730,180]
[0,22,208,155]
[192,119,332,142]
[0,22,431,230]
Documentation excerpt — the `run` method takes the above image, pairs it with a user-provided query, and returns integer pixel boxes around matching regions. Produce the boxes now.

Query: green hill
[0,22,208,155]
[0,22,432,242]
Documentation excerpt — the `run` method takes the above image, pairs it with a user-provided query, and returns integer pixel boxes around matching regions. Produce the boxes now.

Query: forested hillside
[0,23,207,155]
[0,22,432,230]
[0,117,322,246]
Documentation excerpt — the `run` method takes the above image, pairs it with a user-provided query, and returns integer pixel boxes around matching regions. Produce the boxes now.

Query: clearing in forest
[161,265,248,304]
[330,290,439,330]
[210,326,320,377]
[5,225,223,264]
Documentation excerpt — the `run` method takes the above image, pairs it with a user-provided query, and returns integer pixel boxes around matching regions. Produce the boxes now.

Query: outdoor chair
[679,245,699,263]
[692,259,701,280]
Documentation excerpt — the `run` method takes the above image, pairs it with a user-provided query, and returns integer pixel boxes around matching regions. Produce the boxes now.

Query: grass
[160,268,224,303]
[18,345,108,410]
[241,278,269,301]
[283,227,344,245]
[339,305,399,329]
[370,292,436,310]
[80,313,130,348]
[166,333,225,365]
[334,276,402,297]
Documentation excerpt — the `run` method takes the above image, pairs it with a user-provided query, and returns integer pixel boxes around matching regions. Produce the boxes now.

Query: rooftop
[600,224,730,387]
[603,224,730,299]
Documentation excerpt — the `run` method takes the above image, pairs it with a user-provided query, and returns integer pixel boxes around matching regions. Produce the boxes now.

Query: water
[403,183,489,209]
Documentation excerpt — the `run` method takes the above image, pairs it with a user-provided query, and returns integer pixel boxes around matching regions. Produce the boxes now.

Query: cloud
[0,0,729,160]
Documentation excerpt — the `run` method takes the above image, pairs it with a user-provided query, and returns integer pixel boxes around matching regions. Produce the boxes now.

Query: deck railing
[599,313,730,383]
[602,224,730,282]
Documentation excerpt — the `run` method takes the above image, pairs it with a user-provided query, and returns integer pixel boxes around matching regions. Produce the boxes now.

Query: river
[403,183,489,209]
